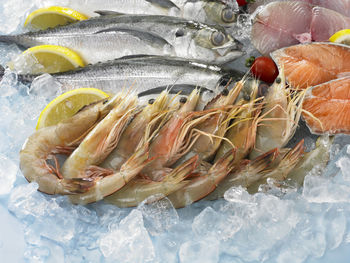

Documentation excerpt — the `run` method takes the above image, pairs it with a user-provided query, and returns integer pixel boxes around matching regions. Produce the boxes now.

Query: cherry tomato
[250,57,279,83]
[236,0,247,6]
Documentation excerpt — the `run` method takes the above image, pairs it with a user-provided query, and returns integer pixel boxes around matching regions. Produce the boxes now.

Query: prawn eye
[211,31,225,46]
[180,97,187,103]
[176,28,185,37]
[221,88,229,96]
[221,8,236,23]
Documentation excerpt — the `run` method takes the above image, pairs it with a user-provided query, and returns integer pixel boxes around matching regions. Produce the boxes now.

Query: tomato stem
[245,56,255,67]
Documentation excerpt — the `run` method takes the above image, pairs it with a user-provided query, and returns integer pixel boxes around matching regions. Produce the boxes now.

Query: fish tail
[0,64,4,82]
[0,35,16,44]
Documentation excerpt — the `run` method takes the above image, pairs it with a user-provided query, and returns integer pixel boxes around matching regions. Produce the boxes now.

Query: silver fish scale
[29,56,243,94]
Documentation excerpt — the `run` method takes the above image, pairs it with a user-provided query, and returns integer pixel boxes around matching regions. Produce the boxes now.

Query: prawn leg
[206,148,279,200]
[248,139,305,193]
[62,93,138,179]
[69,143,151,205]
[105,155,199,208]
[19,94,123,195]
[168,149,237,208]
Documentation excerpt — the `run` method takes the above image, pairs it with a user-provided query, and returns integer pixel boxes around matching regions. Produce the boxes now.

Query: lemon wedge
[36,88,109,130]
[24,6,88,30]
[11,45,85,74]
[329,29,350,45]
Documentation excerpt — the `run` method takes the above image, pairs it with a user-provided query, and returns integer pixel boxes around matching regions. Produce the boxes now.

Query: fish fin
[94,10,126,16]
[138,84,213,97]
[145,0,180,10]
[118,54,156,60]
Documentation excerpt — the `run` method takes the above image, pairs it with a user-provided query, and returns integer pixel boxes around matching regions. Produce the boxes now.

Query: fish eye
[175,28,185,37]
[211,31,225,46]
[221,8,236,23]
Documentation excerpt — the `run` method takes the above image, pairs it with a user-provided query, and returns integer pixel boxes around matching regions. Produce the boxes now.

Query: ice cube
[303,175,350,203]
[324,208,346,250]
[0,154,18,195]
[24,245,50,263]
[138,196,179,235]
[0,70,19,98]
[29,73,62,100]
[336,155,350,182]
[99,209,155,262]
[179,237,220,263]
[8,182,43,222]
[224,186,253,204]
[192,207,242,241]
[0,43,22,65]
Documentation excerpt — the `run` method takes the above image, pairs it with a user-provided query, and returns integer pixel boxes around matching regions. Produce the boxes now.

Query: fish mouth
[213,39,245,63]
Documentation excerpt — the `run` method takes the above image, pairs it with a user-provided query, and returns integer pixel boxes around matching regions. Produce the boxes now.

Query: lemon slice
[36,88,109,130]
[329,29,350,45]
[14,45,85,74]
[24,6,88,30]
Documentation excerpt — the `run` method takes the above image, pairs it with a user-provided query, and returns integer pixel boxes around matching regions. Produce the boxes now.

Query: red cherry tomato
[236,0,247,6]
[250,57,279,83]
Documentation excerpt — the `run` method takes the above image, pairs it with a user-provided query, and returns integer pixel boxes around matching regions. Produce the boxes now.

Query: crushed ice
[1,1,350,262]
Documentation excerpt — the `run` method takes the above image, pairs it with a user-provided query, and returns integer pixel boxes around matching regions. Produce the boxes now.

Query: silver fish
[0,27,174,65]
[67,0,238,27]
[0,14,243,64]
[14,55,244,94]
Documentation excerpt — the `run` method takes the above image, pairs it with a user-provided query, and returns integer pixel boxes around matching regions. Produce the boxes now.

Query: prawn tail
[250,148,280,174]
[61,177,95,194]
[282,139,305,168]
[167,155,199,184]
[120,143,152,177]
[211,148,237,176]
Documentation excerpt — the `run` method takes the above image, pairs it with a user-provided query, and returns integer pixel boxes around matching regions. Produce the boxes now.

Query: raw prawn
[61,92,138,179]
[249,69,305,159]
[104,155,199,208]
[19,95,122,195]
[101,90,171,170]
[168,149,237,208]
[141,89,216,180]
[69,143,152,204]
[287,136,333,187]
[206,148,278,200]
[248,139,305,193]
[180,81,244,162]
[214,79,261,163]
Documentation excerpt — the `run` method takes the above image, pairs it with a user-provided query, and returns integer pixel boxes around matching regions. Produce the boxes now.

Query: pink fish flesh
[249,0,350,17]
[252,1,350,55]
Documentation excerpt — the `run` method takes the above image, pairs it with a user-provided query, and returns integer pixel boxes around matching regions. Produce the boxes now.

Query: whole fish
[12,55,244,94]
[67,0,238,27]
[0,14,243,64]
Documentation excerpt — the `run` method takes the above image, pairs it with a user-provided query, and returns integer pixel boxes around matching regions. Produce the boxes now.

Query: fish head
[193,27,244,63]
[203,1,238,26]
[193,26,233,49]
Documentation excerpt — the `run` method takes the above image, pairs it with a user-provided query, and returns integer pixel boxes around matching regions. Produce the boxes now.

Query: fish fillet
[271,43,350,89]
[302,77,350,134]
[252,1,350,55]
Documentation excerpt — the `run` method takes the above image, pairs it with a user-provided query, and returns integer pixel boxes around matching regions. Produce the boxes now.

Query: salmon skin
[271,42,350,90]
[302,77,350,135]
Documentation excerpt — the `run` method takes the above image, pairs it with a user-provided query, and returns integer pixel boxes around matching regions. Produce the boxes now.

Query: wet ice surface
[1,1,350,263]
